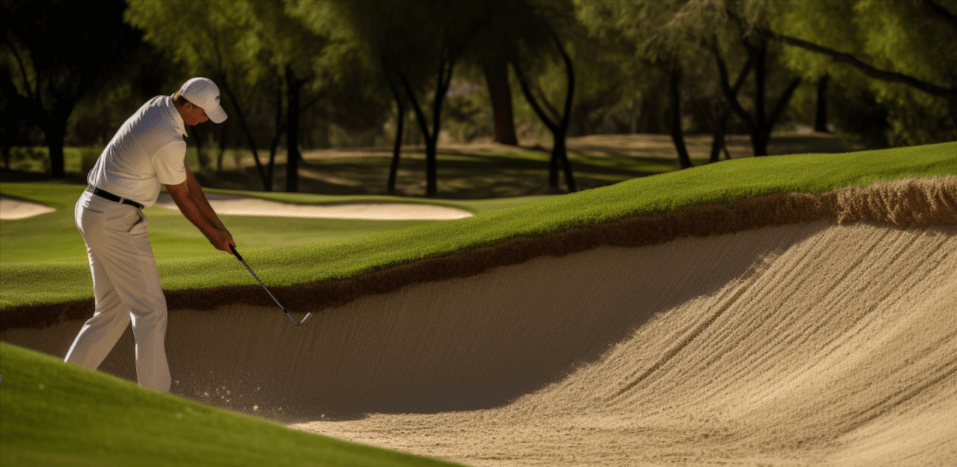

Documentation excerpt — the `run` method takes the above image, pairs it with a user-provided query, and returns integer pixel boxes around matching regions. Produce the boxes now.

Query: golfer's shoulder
[131,96,180,130]
[125,96,184,148]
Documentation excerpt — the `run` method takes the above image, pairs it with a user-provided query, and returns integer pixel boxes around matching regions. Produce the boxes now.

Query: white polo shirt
[87,95,189,208]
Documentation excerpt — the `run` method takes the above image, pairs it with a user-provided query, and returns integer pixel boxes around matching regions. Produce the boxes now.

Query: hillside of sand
[2,176,955,466]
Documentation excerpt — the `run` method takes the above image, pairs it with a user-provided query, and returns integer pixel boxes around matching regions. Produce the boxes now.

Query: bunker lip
[2,176,955,331]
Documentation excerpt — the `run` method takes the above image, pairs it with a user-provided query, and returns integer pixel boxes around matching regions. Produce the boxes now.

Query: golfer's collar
[170,95,187,137]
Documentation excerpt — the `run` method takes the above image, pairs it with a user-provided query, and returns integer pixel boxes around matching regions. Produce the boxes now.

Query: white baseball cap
[180,77,227,123]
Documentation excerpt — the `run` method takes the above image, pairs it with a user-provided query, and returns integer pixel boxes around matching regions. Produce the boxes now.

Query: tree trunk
[387,76,405,195]
[815,74,830,132]
[548,147,560,189]
[668,65,693,169]
[37,107,73,179]
[188,126,210,169]
[399,56,453,198]
[752,40,769,157]
[511,27,577,193]
[219,77,269,189]
[553,133,575,192]
[709,110,731,163]
[217,122,228,171]
[267,80,284,192]
[948,95,957,139]
[765,77,803,144]
[555,28,577,193]
[483,58,518,145]
[285,65,302,193]
[46,124,66,179]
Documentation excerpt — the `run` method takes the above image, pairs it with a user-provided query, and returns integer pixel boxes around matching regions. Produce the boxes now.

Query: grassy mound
[0,342,460,466]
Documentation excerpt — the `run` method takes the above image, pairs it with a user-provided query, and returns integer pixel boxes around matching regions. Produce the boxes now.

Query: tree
[498,0,581,191]
[666,1,802,157]
[484,56,519,145]
[248,0,338,193]
[743,0,957,143]
[1,0,142,178]
[511,25,579,190]
[290,0,411,194]
[711,31,801,157]
[295,0,490,197]
[126,0,278,188]
[575,0,699,166]
[465,0,525,146]
[576,0,804,160]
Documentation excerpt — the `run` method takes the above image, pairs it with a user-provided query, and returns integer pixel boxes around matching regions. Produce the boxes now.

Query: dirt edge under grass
[3,176,955,331]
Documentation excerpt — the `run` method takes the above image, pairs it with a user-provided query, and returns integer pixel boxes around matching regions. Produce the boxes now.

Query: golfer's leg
[66,193,132,370]
[64,249,132,369]
[96,209,171,392]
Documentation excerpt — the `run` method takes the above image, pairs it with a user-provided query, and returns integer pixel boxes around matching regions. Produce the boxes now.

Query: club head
[284,310,313,327]
[298,312,314,326]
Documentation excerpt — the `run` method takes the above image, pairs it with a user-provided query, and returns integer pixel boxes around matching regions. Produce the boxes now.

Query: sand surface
[0,194,471,221]
[154,193,472,220]
[0,196,56,219]
[4,218,956,466]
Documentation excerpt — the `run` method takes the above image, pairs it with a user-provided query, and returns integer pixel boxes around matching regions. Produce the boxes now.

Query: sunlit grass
[2,141,954,310]
[0,342,462,467]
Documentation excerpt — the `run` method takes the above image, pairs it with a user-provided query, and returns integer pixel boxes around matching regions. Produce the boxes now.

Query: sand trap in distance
[6,219,955,466]
[154,193,472,220]
[0,196,56,220]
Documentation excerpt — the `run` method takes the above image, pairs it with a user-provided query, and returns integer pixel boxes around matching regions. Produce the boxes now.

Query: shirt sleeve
[151,141,188,185]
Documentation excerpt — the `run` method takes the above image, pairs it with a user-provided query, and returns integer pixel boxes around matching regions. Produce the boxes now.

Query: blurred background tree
[751,0,957,145]
[1,0,146,179]
[126,0,274,187]
[1,0,954,189]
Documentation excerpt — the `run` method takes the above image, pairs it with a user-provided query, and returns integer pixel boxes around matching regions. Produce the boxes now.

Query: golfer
[65,77,234,392]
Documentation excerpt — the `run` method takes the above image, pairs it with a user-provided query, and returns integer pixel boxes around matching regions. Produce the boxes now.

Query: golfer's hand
[209,228,235,254]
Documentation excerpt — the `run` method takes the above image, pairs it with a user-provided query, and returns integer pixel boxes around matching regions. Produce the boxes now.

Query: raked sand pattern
[2,177,956,466]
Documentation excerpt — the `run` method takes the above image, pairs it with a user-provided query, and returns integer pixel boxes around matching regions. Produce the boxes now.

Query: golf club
[230,245,312,326]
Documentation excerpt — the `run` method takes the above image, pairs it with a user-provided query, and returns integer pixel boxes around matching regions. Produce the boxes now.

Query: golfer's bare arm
[165,158,235,254]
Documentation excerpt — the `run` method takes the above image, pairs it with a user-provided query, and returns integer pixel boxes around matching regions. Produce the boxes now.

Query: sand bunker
[0,196,56,220]
[154,193,472,220]
[2,177,956,466]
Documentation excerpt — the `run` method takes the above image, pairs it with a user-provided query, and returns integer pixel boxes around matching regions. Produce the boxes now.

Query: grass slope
[0,342,461,467]
[1,142,955,309]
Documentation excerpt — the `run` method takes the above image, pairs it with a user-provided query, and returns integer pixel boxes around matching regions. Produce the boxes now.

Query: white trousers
[65,191,170,392]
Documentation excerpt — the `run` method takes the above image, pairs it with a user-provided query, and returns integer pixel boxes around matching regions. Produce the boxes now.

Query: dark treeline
[3,0,955,195]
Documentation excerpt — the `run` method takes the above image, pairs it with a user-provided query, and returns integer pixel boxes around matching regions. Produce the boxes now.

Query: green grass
[0,184,546,265]
[0,342,461,467]
[1,140,954,467]
[2,141,955,310]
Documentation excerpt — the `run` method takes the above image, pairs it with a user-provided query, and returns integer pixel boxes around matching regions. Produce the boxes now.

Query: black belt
[86,186,144,209]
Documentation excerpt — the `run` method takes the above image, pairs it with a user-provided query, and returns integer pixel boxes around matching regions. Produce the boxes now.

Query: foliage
[1,0,145,177]
[765,0,957,144]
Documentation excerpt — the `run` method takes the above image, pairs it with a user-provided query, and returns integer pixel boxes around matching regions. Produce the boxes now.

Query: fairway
[3,171,956,466]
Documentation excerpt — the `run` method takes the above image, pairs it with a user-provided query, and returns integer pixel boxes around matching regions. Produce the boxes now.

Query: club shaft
[238,259,285,310]
[231,245,302,326]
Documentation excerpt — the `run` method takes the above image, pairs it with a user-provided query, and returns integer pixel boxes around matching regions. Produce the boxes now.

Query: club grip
[229,244,243,261]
